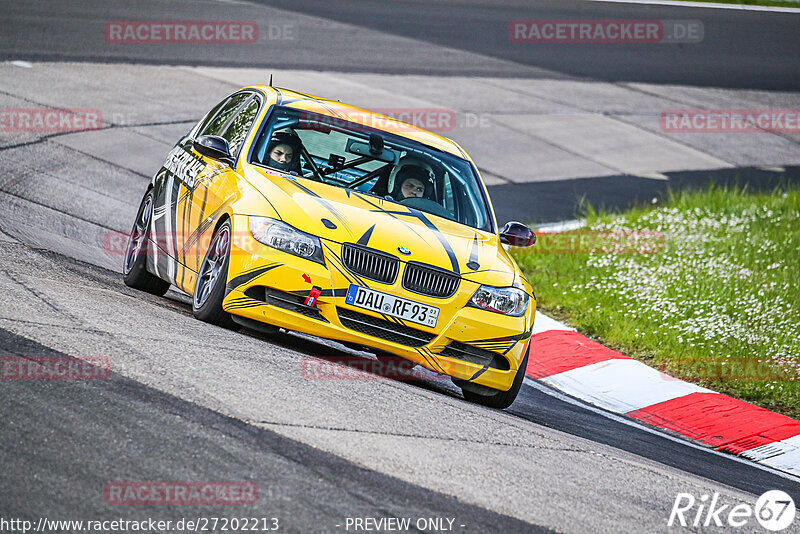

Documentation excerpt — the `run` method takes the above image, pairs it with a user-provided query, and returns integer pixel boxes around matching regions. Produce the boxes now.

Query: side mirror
[193,135,234,165]
[500,221,536,247]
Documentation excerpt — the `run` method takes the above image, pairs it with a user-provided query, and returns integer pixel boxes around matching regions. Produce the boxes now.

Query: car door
[148,92,249,288]
[176,92,262,293]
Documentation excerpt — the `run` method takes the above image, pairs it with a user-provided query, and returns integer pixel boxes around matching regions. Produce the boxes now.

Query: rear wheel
[460,345,529,409]
[192,220,238,329]
[122,190,170,296]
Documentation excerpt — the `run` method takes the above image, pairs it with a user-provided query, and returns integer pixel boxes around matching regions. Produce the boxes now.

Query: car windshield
[249,106,493,232]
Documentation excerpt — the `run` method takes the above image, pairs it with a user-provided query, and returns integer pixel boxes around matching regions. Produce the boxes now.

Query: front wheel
[460,344,529,409]
[122,190,170,296]
[192,220,238,329]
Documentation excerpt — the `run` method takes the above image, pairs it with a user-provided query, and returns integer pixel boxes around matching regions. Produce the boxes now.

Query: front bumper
[223,217,534,392]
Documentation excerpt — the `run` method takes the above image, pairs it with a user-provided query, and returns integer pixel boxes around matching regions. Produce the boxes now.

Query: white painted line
[742,434,800,462]
[759,166,787,173]
[532,311,576,335]
[631,171,669,181]
[758,445,800,476]
[584,0,800,13]
[523,377,800,483]
[539,358,714,413]
[10,60,33,68]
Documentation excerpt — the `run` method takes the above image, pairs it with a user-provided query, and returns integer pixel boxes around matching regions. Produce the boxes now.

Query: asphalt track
[1,1,800,533]
[3,0,799,88]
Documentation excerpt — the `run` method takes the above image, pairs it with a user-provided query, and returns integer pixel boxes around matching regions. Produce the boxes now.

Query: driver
[392,166,432,201]
[264,131,302,174]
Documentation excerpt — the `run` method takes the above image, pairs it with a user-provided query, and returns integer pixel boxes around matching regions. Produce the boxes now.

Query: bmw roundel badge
[397,246,411,255]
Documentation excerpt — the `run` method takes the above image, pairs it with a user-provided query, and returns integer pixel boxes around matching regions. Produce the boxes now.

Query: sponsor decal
[163,145,206,188]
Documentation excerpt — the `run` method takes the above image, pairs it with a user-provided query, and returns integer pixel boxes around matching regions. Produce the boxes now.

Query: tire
[192,219,238,329]
[461,343,529,409]
[122,190,170,296]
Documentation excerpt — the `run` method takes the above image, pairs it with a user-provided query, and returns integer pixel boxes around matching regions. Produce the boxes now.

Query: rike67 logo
[669,490,795,531]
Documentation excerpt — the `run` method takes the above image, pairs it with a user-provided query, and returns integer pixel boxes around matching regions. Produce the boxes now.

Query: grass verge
[513,185,800,418]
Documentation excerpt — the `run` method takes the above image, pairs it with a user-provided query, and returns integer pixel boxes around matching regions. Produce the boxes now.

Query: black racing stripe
[225,302,265,311]
[183,203,226,251]
[324,243,372,289]
[472,344,514,352]
[285,179,349,230]
[225,263,281,292]
[464,328,532,345]
[355,196,426,241]
[502,341,519,356]
[468,365,489,381]
[422,347,447,374]
[357,224,375,247]
[359,196,459,275]
[416,348,446,374]
[323,244,356,285]
[411,211,460,275]
[414,348,438,372]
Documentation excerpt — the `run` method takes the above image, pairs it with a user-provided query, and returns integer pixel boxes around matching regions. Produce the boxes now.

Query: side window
[190,96,229,139]
[220,97,260,157]
[200,92,251,137]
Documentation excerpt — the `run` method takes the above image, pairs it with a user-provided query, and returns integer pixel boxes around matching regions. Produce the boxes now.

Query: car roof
[245,85,468,159]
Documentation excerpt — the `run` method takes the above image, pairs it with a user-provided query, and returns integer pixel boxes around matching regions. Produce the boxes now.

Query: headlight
[248,217,325,265]
[469,285,529,317]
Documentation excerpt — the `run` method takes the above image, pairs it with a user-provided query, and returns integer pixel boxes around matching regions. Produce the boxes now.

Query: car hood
[243,167,516,286]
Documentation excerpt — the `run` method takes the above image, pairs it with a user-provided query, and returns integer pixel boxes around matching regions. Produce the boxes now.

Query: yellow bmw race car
[123,85,537,408]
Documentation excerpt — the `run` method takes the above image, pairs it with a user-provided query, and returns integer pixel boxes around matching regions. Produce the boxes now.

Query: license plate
[344,284,439,328]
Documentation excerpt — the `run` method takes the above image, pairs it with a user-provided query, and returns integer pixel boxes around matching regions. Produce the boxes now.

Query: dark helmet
[265,131,302,172]
[391,165,433,201]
